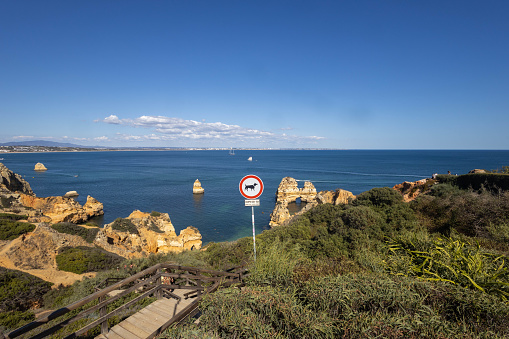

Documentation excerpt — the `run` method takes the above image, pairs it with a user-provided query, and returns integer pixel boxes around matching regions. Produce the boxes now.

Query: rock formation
[95,210,202,258]
[269,177,354,227]
[34,162,47,171]
[193,179,204,194]
[0,162,34,194]
[316,189,355,205]
[64,190,79,198]
[469,169,487,174]
[393,178,435,202]
[19,194,104,224]
[1,163,103,223]
[0,223,96,285]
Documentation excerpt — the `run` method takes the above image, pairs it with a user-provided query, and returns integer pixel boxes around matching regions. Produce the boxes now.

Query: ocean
[1,150,508,244]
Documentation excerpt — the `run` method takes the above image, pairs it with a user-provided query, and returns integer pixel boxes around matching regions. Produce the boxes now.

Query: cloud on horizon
[96,115,324,145]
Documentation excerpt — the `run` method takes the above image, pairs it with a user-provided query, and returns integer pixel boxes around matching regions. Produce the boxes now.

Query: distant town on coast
[0,140,336,153]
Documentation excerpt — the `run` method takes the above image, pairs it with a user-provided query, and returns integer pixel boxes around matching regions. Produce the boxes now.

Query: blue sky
[1,1,508,149]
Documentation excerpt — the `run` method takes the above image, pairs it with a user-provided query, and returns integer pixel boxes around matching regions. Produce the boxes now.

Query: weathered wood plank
[146,301,177,318]
[108,324,142,339]
[121,319,152,338]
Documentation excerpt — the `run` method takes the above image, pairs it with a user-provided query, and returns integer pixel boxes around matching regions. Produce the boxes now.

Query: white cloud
[98,115,324,145]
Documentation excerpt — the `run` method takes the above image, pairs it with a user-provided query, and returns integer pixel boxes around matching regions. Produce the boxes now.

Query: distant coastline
[0,145,342,153]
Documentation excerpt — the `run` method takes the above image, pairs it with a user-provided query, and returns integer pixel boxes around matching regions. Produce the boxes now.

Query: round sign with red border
[239,175,264,199]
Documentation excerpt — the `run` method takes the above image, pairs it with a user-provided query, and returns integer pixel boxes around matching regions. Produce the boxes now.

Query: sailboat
[229,148,235,155]
[247,157,253,161]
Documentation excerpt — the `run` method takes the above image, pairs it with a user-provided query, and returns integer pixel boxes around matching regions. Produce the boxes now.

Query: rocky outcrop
[469,169,487,174]
[193,179,204,194]
[393,178,435,202]
[64,190,79,198]
[0,223,96,285]
[95,210,202,258]
[19,194,103,224]
[34,163,47,171]
[269,177,354,227]
[316,189,355,205]
[0,163,34,195]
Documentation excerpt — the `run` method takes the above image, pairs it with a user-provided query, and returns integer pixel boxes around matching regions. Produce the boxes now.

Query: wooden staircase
[4,264,242,339]
[95,289,194,339]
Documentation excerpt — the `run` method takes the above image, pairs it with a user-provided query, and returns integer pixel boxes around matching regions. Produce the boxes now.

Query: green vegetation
[51,222,100,243]
[111,217,139,235]
[150,211,161,217]
[4,174,509,337]
[0,267,52,312]
[0,217,35,240]
[56,246,124,274]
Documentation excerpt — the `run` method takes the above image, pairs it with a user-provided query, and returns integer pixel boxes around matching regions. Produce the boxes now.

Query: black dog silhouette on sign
[244,183,258,191]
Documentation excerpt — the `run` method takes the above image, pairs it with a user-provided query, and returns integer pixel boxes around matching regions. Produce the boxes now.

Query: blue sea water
[1,150,508,244]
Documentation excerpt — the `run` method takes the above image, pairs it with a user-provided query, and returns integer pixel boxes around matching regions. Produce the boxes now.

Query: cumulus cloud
[97,115,324,144]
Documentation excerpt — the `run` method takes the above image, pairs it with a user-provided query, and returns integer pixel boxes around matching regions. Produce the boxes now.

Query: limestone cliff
[393,178,436,202]
[0,163,34,195]
[19,194,104,224]
[95,210,202,258]
[269,177,355,227]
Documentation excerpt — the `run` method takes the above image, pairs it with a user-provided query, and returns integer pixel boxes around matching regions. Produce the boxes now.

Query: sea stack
[193,179,204,194]
[34,162,47,171]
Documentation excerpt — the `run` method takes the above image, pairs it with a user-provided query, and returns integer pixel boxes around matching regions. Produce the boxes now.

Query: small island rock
[193,179,204,194]
[64,190,79,198]
[34,163,47,171]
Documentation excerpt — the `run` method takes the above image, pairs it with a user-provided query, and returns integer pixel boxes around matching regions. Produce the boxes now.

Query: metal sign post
[239,175,263,262]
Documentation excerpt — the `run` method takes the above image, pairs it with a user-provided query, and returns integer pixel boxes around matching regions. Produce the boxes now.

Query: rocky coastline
[0,163,202,285]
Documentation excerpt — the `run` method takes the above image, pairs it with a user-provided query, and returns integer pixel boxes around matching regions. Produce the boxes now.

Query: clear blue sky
[1,1,508,149]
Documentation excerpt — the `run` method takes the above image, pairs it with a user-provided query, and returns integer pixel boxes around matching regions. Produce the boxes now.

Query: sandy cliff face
[0,162,34,195]
[269,177,355,227]
[0,223,96,286]
[19,194,104,224]
[393,178,435,202]
[95,210,202,258]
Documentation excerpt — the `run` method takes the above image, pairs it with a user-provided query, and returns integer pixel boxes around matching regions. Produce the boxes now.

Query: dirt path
[0,238,95,287]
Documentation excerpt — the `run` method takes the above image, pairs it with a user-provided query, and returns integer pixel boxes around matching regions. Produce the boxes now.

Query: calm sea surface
[1,150,508,243]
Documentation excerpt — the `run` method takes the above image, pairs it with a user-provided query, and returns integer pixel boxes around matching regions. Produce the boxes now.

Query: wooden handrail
[6,263,243,339]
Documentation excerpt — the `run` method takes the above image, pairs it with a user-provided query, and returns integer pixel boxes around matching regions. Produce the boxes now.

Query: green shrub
[353,187,404,207]
[247,239,307,287]
[0,267,52,312]
[199,285,336,338]
[51,222,100,243]
[56,247,124,274]
[386,236,509,301]
[150,211,161,217]
[0,310,35,332]
[0,219,35,240]
[111,218,139,235]
[0,213,28,221]
[301,274,509,338]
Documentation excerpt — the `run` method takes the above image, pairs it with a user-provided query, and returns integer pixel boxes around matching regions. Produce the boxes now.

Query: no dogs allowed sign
[239,175,264,199]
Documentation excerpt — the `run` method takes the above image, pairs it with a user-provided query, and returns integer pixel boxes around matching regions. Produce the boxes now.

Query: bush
[0,219,35,240]
[0,213,28,221]
[353,187,404,208]
[0,267,52,312]
[301,274,509,338]
[0,310,35,332]
[199,285,336,338]
[386,236,509,302]
[150,211,161,217]
[111,218,139,235]
[51,222,100,243]
[56,247,124,274]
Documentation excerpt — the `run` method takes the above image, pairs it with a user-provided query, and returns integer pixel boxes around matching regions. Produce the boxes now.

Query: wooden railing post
[99,295,108,334]
[156,267,162,299]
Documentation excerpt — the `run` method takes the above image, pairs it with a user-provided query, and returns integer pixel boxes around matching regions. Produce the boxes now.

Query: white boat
[247,157,253,161]
[229,148,235,155]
